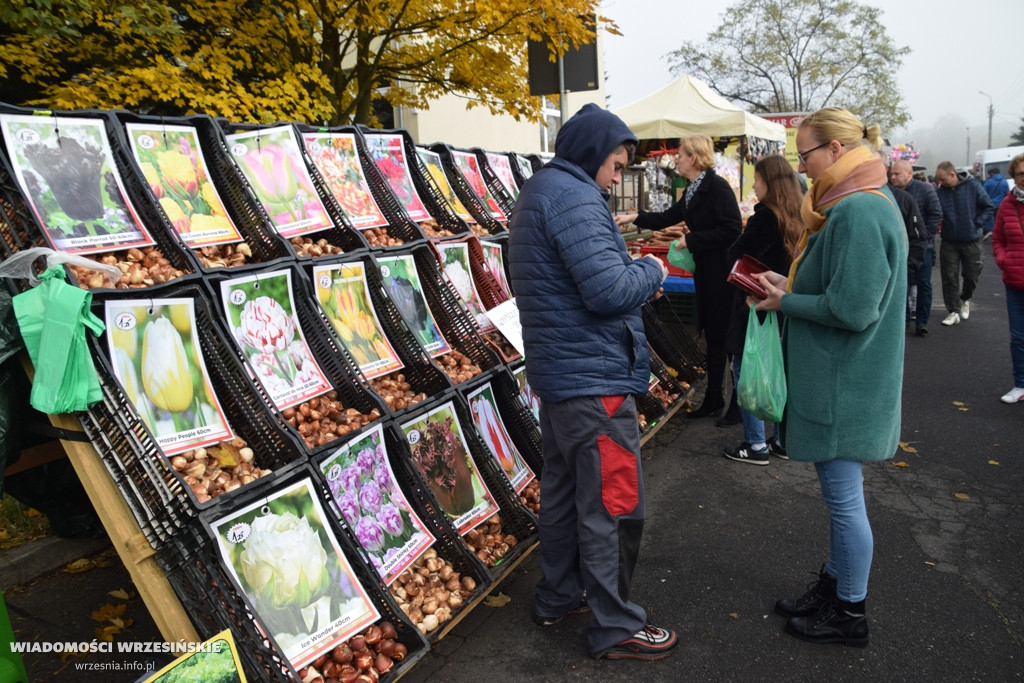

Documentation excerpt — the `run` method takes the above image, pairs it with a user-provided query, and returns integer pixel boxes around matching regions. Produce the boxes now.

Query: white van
[974,146,1024,190]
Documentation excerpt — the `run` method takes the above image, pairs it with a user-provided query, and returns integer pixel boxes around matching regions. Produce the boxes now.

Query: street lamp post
[979,91,993,149]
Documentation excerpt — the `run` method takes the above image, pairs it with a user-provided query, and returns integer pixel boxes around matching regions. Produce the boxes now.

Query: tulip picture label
[224,124,335,238]
[218,269,332,410]
[485,151,520,200]
[377,254,452,358]
[451,149,507,221]
[416,148,474,222]
[0,114,155,255]
[319,423,435,585]
[312,262,403,379]
[467,382,535,494]
[104,298,233,455]
[435,241,494,332]
[399,401,500,535]
[511,365,540,423]
[301,132,389,230]
[363,133,431,222]
[124,122,244,247]
[210,478,380,669]
[480,241,513,300]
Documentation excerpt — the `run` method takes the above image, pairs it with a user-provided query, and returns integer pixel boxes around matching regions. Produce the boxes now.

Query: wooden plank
[3,440,67,477]
[46,410,199,644]
[641,398,685,446]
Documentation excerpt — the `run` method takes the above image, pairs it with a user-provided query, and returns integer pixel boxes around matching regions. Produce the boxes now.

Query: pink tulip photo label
[225,125,334,238]
[218,269,332,410]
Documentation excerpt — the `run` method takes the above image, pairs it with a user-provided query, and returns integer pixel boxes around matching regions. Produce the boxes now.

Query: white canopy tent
[612,75,785,143]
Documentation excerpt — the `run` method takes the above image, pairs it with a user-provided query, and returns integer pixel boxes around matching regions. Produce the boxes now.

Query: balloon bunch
[890,143,920,163]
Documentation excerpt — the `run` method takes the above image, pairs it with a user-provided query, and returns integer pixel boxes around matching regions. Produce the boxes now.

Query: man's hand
[643,253,669,281]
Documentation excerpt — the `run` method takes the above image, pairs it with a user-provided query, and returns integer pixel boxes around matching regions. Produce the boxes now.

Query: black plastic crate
[471,148,516,217]
[108,110,300,277]
[636,389,669,436]
[215,120,372,261]
[361,128,472,238]
[294,124,428,250]
[202,262,391,458]
[0,104,201,292]
[427,143,506,236]
[309,423,493,643]
[297,252,453,420]
[647,343,689,411]
[393,392,537,582]
[0,147,47,266]
[642,300,706,384]
[85,282,308,527]
[664,289,698,324]
[397,243,502,384]
[160,463,429,682]
[471,366,543,477]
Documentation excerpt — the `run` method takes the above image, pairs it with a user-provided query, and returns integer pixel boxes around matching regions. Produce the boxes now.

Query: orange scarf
[787,146,889,290]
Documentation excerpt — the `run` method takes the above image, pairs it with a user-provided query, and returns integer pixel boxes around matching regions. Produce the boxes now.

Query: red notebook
[727,254,771,299]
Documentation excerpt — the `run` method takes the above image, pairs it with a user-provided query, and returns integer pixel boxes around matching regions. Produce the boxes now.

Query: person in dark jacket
[993,153,1024,403]
[934,161,995,326]
[983,167,1007,232]
[886,174,928,323]
[508,103,677,661]
[616,135,742,419]
[891,160,942,335]
[721,155,802,465]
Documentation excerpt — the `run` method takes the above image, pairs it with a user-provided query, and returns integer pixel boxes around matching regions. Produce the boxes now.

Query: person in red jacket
[993,152,1024,403]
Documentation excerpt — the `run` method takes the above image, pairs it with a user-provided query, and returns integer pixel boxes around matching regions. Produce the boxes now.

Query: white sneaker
[960,301,970,320]
[1001,387,1024,404]
[941,312,961,326]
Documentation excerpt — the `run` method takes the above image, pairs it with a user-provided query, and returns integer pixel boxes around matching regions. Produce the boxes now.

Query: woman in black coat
[721,154,802,464]
[618,135,742,417]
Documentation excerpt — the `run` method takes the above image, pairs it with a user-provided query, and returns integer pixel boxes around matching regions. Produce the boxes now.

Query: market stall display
[0,99,700,683]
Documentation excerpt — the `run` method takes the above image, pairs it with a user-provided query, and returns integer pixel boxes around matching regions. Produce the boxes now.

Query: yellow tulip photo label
[105,297,233,454]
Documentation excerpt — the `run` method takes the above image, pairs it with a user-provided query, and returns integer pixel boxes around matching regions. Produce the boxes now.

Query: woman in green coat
[754,107,907,648]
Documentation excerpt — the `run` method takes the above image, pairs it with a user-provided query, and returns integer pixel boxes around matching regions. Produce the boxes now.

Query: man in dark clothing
[984,168,1009,221]
[508,103,677,661]
[934,161,995,326]
[891,160,942,334]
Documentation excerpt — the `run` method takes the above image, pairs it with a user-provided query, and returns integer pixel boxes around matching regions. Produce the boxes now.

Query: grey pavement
[5,251,1024,682]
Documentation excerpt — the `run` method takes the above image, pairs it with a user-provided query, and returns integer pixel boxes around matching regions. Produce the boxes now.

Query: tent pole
[558,54,569,124]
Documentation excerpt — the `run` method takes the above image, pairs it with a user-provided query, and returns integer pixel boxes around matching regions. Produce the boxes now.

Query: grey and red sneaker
[600,624,678,660]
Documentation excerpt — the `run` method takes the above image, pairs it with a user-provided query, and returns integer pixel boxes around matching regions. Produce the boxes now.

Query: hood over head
[554,103,638,180]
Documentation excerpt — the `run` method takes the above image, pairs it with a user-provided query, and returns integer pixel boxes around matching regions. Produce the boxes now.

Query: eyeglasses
[796,142,830,165]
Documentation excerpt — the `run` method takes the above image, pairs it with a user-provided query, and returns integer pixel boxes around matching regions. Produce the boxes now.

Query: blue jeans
[914,242,934,326]
[1007,286,1024,387]
[732,355,765,444]
[815,459,872,602]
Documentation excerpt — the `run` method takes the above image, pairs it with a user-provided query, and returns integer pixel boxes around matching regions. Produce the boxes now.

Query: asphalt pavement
[5,251,1024,682]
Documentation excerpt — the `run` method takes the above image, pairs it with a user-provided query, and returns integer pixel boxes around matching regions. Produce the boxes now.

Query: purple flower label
[355,515,385,552]
[378,503,404,536]
[359,480,384,515]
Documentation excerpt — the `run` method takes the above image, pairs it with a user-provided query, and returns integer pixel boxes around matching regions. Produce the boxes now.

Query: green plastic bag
[736,304,786,423]
[667,240,695,272]
[0,248,118,414]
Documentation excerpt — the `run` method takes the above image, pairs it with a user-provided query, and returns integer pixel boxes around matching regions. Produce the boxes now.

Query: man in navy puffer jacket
[508,103,676,661]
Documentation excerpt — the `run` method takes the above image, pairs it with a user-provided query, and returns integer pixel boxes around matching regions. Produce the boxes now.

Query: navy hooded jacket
[508,104,664,403]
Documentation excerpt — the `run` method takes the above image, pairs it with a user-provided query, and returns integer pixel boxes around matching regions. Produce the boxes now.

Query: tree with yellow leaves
[0,1,611,125]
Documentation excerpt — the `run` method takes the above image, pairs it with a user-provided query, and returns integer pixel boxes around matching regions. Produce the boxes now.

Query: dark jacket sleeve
[918,181,942,237]
[974,179,995,233]
[633,197,687,230]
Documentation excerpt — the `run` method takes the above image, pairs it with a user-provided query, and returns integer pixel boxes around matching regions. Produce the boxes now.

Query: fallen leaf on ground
[91,603,127,623]
[893,461,910,468]
[63,558,95,573]
[988,460,1000,466]
[898,442,918,454]
[953,401,965,406]
[729,612,739,619]
[483,593,511,607]
[954,492,970,500]
[109,588,131,600]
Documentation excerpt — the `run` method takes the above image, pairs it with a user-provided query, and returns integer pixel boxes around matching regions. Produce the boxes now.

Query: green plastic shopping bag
[0,248,118,414]
[667,239,695,272]
[736,303,786,423]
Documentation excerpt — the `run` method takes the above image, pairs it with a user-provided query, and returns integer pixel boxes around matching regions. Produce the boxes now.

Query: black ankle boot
[785,597,869,647]
[775,565,837,617]
[715,396,741,427]
[687,396,724,419]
